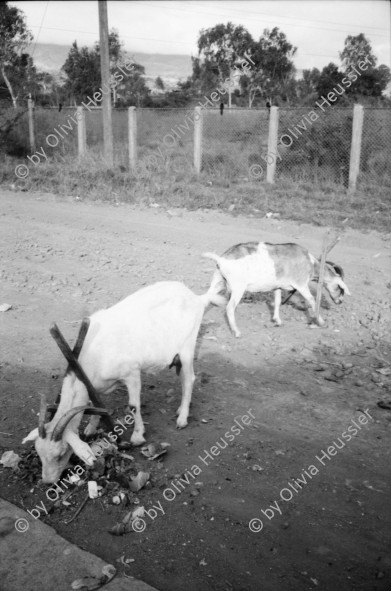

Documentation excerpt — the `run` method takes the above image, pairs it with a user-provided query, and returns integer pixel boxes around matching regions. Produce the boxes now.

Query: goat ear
[22,428,39,444]
[337,278,351,296]
[64,432,96,466]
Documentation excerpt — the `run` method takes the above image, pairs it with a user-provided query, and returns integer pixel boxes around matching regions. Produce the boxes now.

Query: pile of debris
[4,431,170,532]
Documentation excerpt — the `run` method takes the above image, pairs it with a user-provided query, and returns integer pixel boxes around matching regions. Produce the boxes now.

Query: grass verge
[1,153,390,233]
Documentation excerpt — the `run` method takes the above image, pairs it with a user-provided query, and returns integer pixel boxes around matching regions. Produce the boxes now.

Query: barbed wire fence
[7,103,391,191]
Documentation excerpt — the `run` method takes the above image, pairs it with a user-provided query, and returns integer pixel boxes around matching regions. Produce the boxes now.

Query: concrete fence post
[77,106,86,158]
[128,106,137,172]
[194,107,203,174]
[27,99,35,154]
[266,106,279,184]
[348,104,364,192]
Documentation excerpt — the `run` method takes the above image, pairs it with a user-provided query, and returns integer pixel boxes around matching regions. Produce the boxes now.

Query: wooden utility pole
[98,0,114,166]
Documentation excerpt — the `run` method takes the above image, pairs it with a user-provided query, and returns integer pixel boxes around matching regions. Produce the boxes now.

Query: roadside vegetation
[0,2,390,233]
[1,152,390,233]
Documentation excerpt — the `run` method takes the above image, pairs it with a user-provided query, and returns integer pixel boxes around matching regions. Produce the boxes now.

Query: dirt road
[0,189,390,591]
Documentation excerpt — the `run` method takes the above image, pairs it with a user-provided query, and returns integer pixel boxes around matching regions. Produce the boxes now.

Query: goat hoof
[176,418,188,429]
[233,331,241,338]
[130,434,146,446]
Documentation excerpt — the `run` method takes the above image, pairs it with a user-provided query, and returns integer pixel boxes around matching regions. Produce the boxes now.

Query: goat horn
[51,405,92,442]
[38,393,47,439]
[73,317,90,359]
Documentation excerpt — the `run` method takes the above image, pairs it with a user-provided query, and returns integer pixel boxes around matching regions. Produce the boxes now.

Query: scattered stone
[129,471,150,493]
[71,564,116,590]
[0,451,20,470]
[377,400,391,410]
[252,464,263,472]
[141,442,170,461]
[87,481,99,499]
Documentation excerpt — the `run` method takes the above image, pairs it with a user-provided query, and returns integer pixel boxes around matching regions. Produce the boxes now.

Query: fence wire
[33,106,78,157]
[277,108,353,186]
[3,105,78,159]
[4,104,391,190]
[137,108,194,175]
[202,108,269,182]
[84,108,130,167]
[360,108,391,188]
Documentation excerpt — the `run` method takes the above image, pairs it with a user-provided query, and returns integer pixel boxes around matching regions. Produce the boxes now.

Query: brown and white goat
[203,242,350,337]
[23,281,224,483]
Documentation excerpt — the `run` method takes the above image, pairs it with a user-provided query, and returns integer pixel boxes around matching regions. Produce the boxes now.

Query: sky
[11,0,391,72]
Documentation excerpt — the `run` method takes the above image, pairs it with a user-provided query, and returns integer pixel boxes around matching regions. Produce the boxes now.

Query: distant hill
[27,43,192,89]
[28,43,70,74]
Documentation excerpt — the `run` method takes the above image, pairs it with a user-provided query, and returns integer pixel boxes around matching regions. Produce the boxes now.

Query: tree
[340,34,377,70]
[5,52,38,102]
[155,76,165,91]
[31,71,65,107]
[62,41,100,104]
[189,55,221,96]
[94,29,123,70]
[61,31,150,107]
[0,2,33,108]
[185,24,297,107]
[114,62,151,107]
[93,29,123,105]
[242,27,297,106]
[296,68,320,104]
[374,65,391,95]
[239,73,264,108]
[340,34,390,99]
[316,63,346,101]
[198,22,253,81]
[196,22,253,104]
[162,79,193,107]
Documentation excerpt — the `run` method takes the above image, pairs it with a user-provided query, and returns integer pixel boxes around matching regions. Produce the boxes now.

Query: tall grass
[1,149,390,232]
[1,106,390,232]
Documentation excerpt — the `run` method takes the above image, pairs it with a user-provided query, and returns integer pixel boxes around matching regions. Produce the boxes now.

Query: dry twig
[64,493,89,525]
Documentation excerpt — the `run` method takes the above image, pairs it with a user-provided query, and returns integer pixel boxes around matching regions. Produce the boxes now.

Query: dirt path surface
[0,189,390,591]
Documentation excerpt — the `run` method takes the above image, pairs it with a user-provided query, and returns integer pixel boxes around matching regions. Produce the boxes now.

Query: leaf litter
[12,428,170,537]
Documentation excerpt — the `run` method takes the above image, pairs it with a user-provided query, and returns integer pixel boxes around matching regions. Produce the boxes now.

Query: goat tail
[202,252,221,265]
[201,252,227,307]
[200,289,227,308]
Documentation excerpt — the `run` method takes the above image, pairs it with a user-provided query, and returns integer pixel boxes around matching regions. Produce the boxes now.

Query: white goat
[23,281,224,483]
[203,242,350,337]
